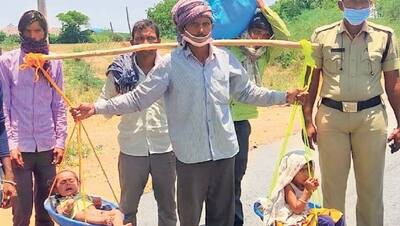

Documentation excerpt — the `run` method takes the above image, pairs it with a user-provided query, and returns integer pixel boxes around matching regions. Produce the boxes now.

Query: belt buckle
[342,102,358,113]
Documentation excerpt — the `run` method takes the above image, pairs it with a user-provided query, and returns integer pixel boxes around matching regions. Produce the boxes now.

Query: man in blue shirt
[0,81,17,209]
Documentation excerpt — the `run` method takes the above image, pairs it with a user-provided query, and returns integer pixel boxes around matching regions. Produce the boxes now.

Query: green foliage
[0,34,20,50]
[48,33,59,44]
[63,59,104,102]
[63,140,103,167]
[275,51,296,69]
[0,31,6,43]
[147,0,177,39]
[272,0,337,20]
[287,7,342,40]
[57,10,90,26]
[376,0,400,22]
[57,10,92,43]
[90,31,130,43]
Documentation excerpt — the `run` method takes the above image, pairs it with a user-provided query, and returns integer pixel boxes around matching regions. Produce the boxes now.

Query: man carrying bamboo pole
[0,10,67,226]
[71,0,307,225]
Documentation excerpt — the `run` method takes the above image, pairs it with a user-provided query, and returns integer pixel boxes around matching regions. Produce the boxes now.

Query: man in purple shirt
[0,10,67,226]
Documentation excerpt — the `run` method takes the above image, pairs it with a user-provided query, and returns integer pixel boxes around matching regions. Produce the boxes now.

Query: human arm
[229,53,306,106]
[96,73,119,119]
[51,61,67,164]
[71,63,169,121]
[284,178,319,214]
[0,61,23,167]
[383,33,400,146]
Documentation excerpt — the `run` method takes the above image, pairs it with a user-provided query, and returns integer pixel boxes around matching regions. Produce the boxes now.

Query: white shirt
[97,53,172,156]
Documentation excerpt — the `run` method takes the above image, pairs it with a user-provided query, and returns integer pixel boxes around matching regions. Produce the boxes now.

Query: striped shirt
[0,49,67,152]
[95,45,286,163]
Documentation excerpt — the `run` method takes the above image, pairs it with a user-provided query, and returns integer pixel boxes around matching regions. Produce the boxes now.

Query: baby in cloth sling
[53,170,131,226]
[258,150,345,226]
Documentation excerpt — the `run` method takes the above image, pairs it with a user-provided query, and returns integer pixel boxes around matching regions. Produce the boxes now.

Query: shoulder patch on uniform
[367,21,394,34]
[314,21,341,34]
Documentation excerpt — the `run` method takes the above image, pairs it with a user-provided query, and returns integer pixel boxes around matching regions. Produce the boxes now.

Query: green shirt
[230,6,290,121]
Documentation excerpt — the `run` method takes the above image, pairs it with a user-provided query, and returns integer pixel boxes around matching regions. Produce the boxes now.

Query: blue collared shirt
[95,45,286,163]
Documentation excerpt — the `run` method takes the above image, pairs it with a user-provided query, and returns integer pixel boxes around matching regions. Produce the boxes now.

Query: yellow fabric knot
[19,53,47,82]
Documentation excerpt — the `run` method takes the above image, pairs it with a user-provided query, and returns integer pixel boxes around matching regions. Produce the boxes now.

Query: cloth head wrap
[171,0,213,42]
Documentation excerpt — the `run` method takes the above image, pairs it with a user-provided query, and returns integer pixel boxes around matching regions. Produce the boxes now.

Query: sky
[1,0,276,33]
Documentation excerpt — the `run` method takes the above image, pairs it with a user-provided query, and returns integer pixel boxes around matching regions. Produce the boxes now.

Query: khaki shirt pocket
[361,50,382,77]
[323,51,342,75]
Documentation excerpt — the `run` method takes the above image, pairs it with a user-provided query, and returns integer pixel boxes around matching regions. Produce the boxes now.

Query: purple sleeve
[51,61,67,149]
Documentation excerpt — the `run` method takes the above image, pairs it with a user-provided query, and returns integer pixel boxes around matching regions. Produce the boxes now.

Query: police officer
[303,0,400,225]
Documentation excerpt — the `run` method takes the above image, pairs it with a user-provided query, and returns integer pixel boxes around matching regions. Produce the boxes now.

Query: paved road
[136,100,400,226]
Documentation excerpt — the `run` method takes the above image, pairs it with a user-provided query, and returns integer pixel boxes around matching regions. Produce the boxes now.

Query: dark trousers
[12,150,56,226]
[118,152,177,226]
[233,120,251,226]
[176,157,235,226]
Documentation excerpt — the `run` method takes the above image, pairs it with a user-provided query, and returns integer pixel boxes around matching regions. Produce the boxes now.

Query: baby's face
[56,171,79,196]
[293,165,313,185]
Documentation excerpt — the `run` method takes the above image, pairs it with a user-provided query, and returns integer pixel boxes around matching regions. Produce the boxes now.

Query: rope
[22,39,321,212]
[20,53,120,209]
[267,40,322,206]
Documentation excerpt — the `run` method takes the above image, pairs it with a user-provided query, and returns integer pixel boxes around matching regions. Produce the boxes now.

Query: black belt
[321,96,381,113]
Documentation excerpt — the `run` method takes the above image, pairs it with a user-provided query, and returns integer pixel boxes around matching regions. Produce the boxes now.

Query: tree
[57,10,92,43]
[147,0,177,39]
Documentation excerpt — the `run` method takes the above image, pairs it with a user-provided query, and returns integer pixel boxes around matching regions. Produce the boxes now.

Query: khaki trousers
[316,104,387,226]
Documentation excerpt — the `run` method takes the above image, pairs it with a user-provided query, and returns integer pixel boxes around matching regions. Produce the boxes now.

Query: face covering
[342,2,371,26]
[182,29,212,47]
[20,35,49,54]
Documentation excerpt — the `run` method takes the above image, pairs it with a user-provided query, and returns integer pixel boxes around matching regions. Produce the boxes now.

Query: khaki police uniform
[311,20,399,226]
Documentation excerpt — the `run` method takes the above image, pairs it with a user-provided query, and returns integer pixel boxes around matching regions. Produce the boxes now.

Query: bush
[63,59,104,102]
[0,31,6,43]
[0,34,20,51]
[49,33,59,44]
[376,0,400,22]
[275,51,296,69]
[63,140,103,167]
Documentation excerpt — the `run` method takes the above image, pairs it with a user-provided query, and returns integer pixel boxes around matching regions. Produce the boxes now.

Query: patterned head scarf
[171,0,213,42]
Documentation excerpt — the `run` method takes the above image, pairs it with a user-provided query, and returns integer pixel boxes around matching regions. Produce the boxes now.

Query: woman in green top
[230,0,290,225]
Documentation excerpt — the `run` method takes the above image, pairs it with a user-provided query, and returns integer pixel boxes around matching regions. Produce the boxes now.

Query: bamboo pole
[43,39,318,60]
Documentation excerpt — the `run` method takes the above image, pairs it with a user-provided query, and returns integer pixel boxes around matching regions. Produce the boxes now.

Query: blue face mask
[343,4,371,26]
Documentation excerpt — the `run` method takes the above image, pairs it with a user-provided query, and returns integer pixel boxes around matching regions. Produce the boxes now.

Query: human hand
[92,196,102,209]
[256,0,266,9]
[10,148,24,168]
[63,198,75,214]
[304,123,317,150]
[1,182,17,208]
[388,128,400,153]
[304,178,319,192]
[52,148,64,165]
[70,103,96,122]
[286,88,308,105]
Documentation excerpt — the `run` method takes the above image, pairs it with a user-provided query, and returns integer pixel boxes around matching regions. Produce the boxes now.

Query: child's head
[54,170,80,197]
[292,161,314,186]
